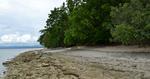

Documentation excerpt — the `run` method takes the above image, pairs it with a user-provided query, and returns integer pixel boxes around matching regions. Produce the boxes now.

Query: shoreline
[2,46,150,79]
[0,48,43,79]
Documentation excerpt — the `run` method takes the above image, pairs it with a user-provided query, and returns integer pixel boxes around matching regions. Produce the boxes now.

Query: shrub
[112,24,136,45]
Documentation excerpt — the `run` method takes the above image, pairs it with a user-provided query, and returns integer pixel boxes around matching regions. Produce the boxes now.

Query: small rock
[132,64,137,68]
[41,63,50,67]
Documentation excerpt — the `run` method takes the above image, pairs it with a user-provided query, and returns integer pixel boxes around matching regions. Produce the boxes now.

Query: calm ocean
[0,48,40,76]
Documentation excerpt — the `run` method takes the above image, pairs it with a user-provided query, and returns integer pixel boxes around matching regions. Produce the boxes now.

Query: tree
[38,0,130,48]
[64,0,128,46]
[111,0,150,45]
[38,4,68,48]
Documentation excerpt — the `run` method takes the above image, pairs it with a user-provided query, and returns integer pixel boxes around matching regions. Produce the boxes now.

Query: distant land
[0,43,43,49]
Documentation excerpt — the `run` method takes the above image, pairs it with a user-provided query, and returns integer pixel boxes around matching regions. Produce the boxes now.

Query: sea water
[0,48,40,76]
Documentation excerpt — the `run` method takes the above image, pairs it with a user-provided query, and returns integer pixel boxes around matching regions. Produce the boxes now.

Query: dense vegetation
[38,0,150,48]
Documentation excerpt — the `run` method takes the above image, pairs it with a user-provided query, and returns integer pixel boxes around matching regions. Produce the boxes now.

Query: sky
[0,0,65,45]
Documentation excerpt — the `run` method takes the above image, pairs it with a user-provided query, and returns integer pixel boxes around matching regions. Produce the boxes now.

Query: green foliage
[111,24,136,45]
[64,4,94,46]
[38,0,149,48]
[144,24,150,39]
[38,4,68,48]
[64,0,128,46]
[111,0,150,45]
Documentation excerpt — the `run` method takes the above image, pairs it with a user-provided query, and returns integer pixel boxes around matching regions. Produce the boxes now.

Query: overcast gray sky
[0,0,65,44]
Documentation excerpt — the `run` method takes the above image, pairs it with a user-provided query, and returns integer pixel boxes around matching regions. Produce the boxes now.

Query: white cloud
[0,0,65,29]
[0,33,38,43]
[0,0,65,14]
[0,0,65,44]
[0,0,11,10]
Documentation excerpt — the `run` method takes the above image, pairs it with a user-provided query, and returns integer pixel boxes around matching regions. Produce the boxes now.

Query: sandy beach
[2,46,150,79]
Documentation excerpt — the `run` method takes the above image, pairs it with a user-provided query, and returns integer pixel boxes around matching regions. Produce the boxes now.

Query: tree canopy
[111,0,150,45]
[38,0,149,48]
